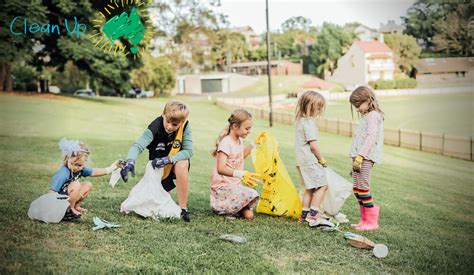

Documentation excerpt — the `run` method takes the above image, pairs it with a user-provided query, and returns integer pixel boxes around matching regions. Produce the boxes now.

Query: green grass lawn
[275,92,474,137]
[1,93,473,273]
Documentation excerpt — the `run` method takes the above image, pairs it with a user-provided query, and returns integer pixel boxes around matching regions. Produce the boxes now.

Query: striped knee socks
[353,188,374,207]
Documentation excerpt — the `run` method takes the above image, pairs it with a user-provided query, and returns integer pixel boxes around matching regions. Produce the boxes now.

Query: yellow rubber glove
[242,172,261,188]
[233,170,261,188]
[318,158,327,168]
[353,155,364,172]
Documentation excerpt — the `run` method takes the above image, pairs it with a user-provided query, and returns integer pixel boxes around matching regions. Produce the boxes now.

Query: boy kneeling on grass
[121,100,193,222]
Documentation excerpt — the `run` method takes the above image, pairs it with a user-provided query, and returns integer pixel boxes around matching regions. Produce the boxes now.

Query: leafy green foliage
[432,4,473,56]
[311,23,355,77]
[375,79,396,90]
[12,62,39,91]
[384,33,421,74]
[401,1,446,49]
[130,52,175,95]
[373,78,417,90]
[0,0,47,91]
[402,0,471,56]
[281,16,312,32]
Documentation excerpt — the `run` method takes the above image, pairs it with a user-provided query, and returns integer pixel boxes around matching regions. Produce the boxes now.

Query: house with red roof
[329,40,395,88]
[302,77,334,90]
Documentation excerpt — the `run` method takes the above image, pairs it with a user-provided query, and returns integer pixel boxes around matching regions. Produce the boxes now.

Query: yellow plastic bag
[252,132,302,219]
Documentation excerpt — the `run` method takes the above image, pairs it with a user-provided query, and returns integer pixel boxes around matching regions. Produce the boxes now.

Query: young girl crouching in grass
[50,138,120,220]
[210,109,263,220]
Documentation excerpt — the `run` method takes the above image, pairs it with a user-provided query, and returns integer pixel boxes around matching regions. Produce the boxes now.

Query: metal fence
[216,100,473,161]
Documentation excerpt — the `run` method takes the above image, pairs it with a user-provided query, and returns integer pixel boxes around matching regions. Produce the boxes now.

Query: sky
[216,0,416,34]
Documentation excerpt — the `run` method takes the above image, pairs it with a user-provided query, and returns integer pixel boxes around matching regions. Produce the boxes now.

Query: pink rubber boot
[350,205,366,229]
[356,204,379,231]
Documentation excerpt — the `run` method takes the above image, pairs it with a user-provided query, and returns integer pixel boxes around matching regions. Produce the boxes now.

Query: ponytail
[212,125,231,157]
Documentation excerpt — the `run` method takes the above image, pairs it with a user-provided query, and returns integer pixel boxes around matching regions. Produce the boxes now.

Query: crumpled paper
[92,216,120,231]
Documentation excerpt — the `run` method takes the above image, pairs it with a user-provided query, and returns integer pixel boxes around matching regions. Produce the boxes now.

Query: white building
[329,40,395,88]
[354,25,378,41]
[172,73,258,95]
[416,57,474,87]
[379,20,405,35]
[230,26,261,49]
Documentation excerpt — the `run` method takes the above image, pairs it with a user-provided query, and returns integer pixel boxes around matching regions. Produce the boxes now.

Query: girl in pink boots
[349,86,384,231]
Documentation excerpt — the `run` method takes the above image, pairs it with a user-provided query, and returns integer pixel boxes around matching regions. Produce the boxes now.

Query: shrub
[368,81,376,89]
[394,73,409,81]
[375,79,396,90]
[395,78,417,89]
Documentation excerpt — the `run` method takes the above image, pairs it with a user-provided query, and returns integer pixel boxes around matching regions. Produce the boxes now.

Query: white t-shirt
[294,117,319,166]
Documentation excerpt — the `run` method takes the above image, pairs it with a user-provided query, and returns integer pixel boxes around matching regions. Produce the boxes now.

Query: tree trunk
[94,81,100,96]
[0,63,6,91]
[4,63,12,92]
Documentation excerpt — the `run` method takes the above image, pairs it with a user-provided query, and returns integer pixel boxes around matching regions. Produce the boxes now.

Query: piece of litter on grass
[109,168,122,188]
[219,234,246,244]
[373,244,389,258]
[92,216,121,231]
[344,232,375,249]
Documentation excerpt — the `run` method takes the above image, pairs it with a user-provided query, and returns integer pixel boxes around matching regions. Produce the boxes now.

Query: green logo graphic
[89,0,154,59]
[102,8,144,54]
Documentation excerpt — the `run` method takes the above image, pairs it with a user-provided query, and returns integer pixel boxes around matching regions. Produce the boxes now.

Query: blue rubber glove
[151,156,172,169]
[120,159,135,182]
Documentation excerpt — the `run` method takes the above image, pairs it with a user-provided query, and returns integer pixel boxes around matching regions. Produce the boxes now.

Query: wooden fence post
[471,136,473,161]
[419,131,422,151]
[398,129,401,147]
[442,133,445,156]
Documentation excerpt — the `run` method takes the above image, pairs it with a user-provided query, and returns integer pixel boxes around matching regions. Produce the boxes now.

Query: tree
[384,33,421,74]
[311,23,354,77]
[149,0,226,72]
[150,59,175,95]
[248,45,267,61]
[31,0,151,95]
[402,1,462,49]
[0,0,47,92]
[432,4,473,56]
[281,16,312,32]
[52,61,87,93]
[130,52,175,95]
[212,30,249,70]
[272,31,296,59]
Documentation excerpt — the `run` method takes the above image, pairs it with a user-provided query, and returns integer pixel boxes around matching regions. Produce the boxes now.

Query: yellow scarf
[162,121,186,180]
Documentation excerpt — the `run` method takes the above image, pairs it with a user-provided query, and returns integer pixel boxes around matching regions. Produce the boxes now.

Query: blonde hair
[349,86,384,119]
[162,100,190,124]
[295,90,326,120]
[63,142,89,166]
[212,109,252,157]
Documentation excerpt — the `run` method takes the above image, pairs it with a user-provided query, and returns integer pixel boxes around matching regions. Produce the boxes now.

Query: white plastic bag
[28,192,69,223]
[120,162,181,219]
[109,168,122,188]
[320,167,352,216]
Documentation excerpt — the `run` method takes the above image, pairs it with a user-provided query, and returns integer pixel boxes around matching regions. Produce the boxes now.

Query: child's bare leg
[310,185,328,209]
[302,189,313,209]
[67,181,82,215]
[174,160,189,209]
[75,182,92,213]
[239,206,254,220]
